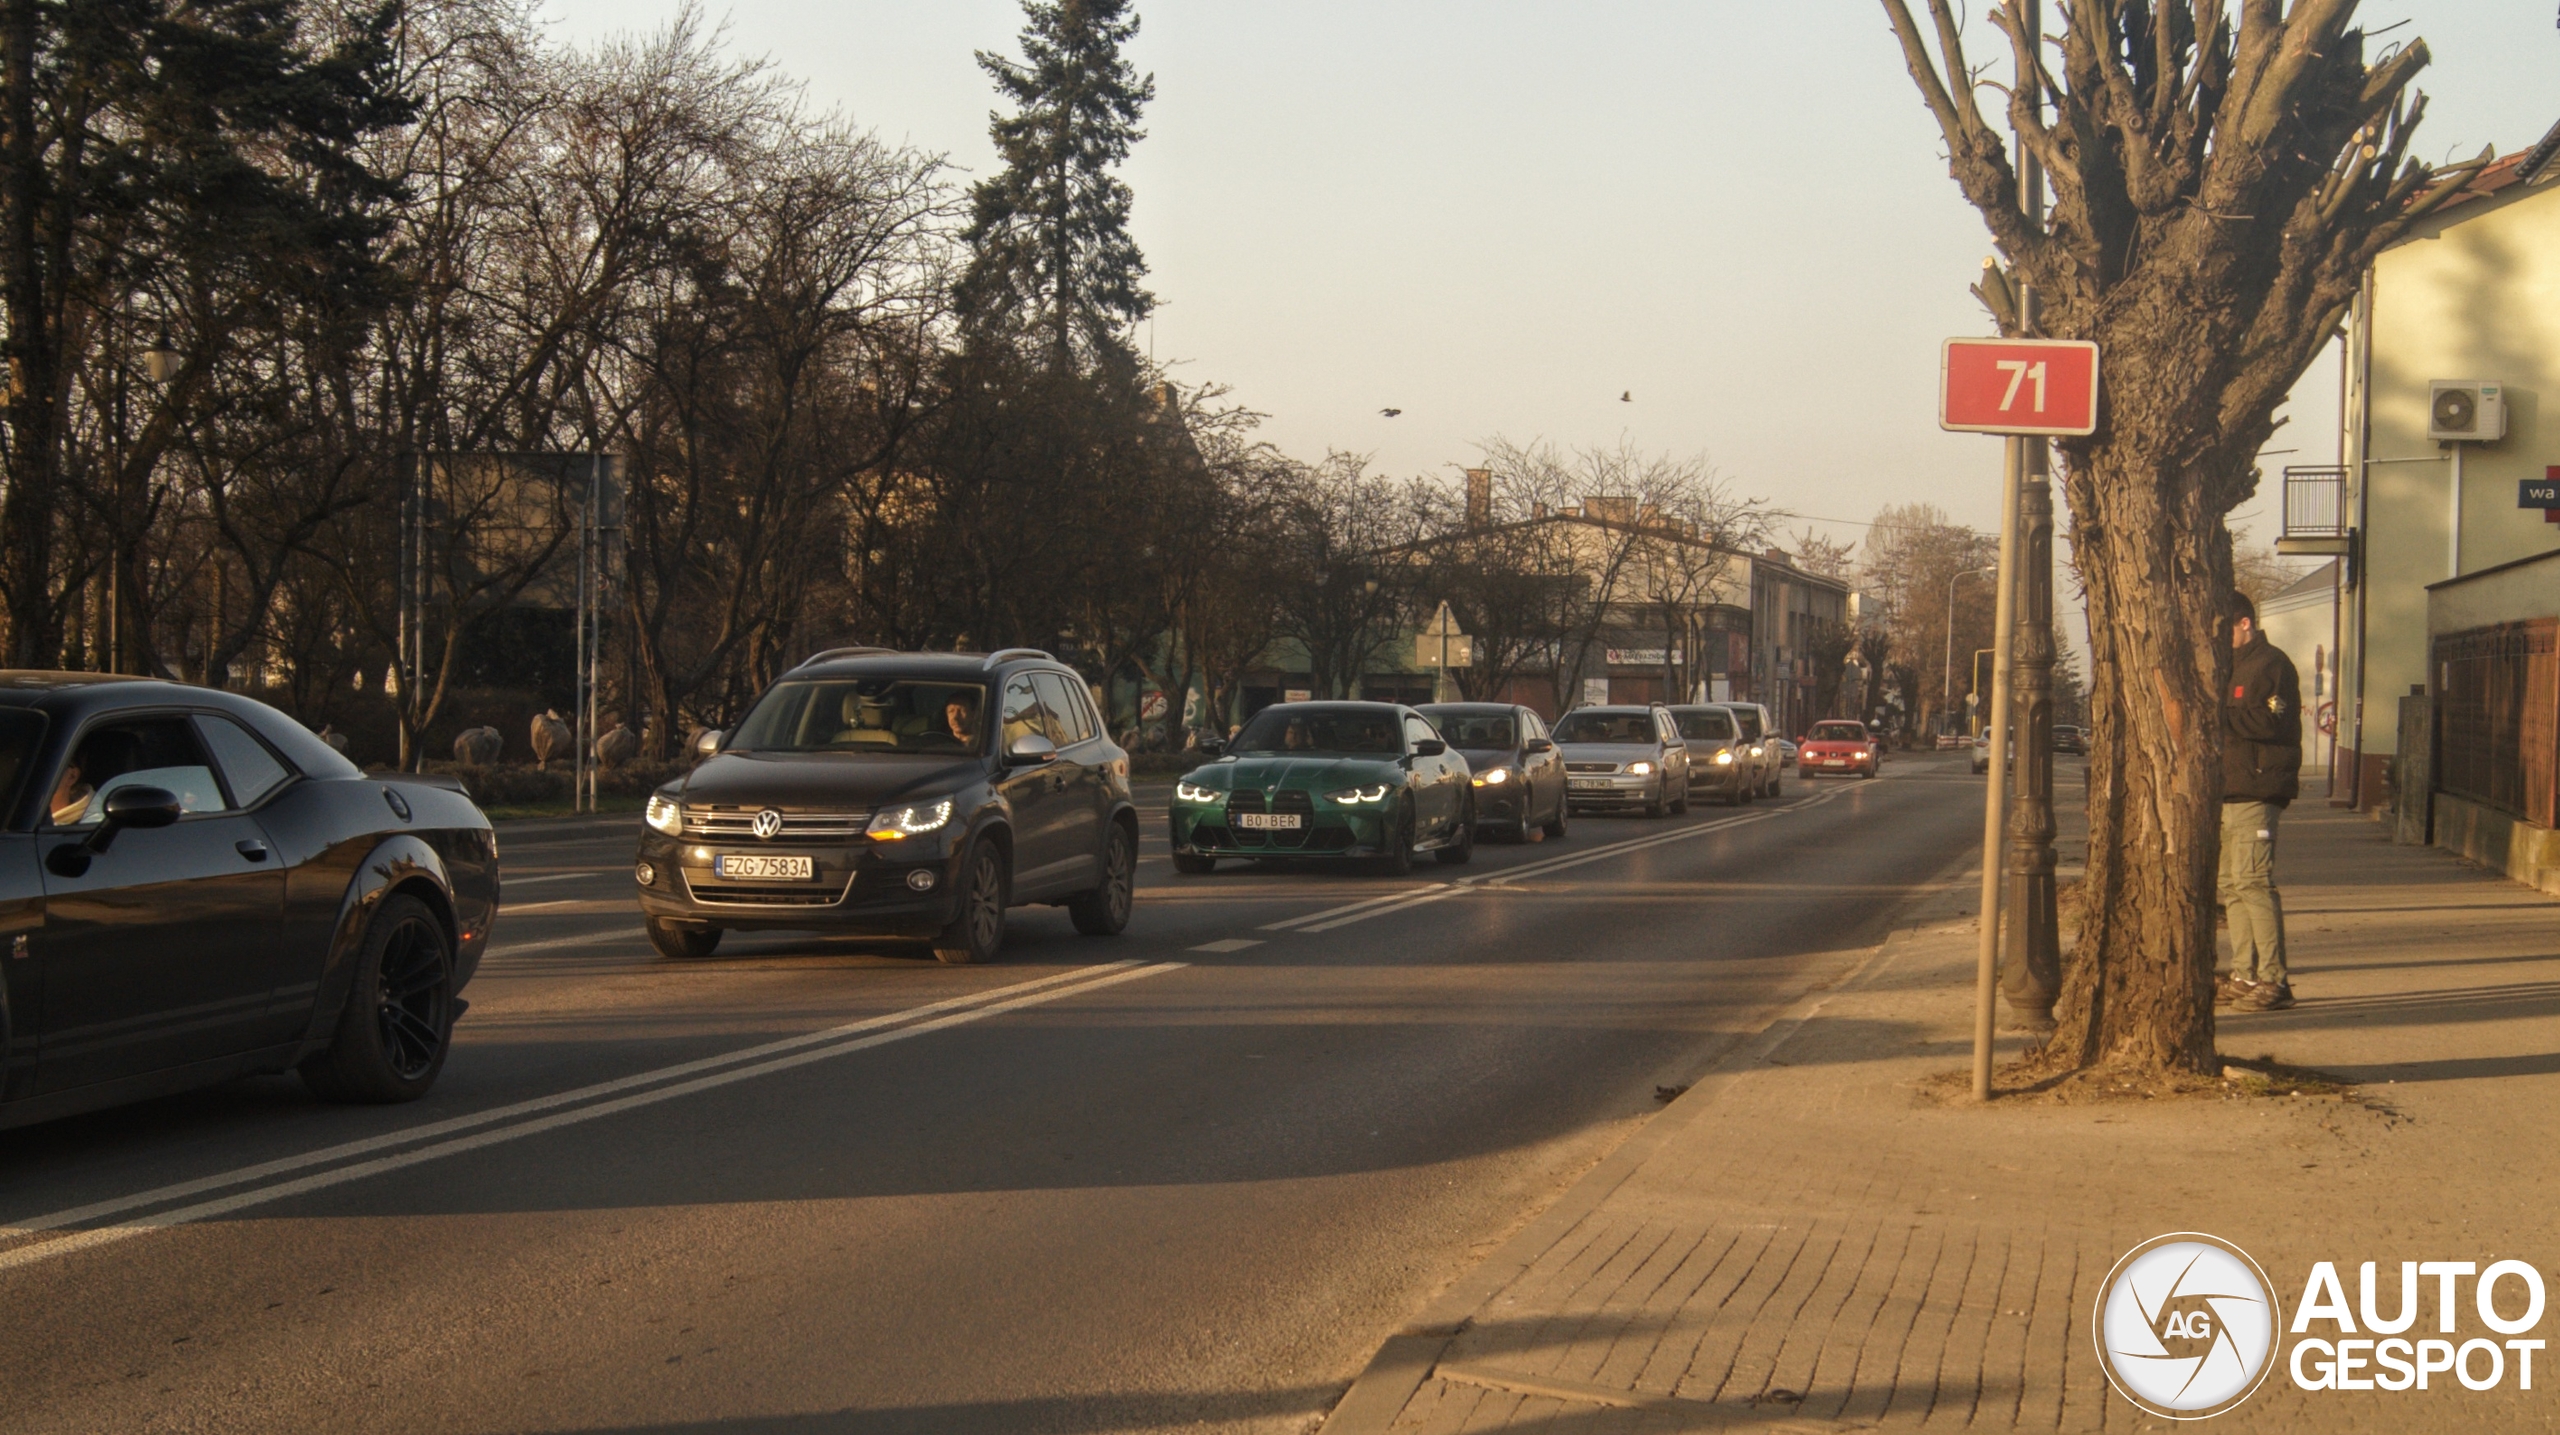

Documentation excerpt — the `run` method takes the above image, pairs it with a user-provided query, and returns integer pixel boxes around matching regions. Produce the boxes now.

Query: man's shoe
[2236,982,2295,1012]
[2214,974,2253,1007]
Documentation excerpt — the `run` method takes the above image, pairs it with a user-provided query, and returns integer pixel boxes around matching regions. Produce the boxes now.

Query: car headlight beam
[1626,761,1653,776]
[1174,780,1222,803]
[1714,749,1733,765]
[1472,767,1511,787]
[645,794,684,836]
[866,797,955,841]
[1324,784,1392,804]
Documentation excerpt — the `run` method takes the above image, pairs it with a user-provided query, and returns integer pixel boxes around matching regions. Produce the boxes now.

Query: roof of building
[2407,115,2560,226]
[2261,560,2338,613]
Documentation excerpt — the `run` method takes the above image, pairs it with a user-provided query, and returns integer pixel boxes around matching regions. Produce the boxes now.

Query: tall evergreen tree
[959,0,1154,369]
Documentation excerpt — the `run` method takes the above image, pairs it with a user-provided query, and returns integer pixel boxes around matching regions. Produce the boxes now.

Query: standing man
[2220,592,2302,1011]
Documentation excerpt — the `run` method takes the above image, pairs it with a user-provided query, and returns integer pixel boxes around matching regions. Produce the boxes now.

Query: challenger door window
[48,716,228,825]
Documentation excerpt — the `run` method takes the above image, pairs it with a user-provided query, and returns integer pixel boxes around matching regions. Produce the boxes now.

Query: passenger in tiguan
[2217,591,2303,1012]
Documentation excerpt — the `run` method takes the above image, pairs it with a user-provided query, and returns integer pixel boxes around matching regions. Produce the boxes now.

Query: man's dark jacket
[2224,633,2303,806]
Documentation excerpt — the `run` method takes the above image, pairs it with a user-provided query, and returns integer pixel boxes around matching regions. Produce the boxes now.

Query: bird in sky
[1379,407,1402,418]
[1620,391,1632,403]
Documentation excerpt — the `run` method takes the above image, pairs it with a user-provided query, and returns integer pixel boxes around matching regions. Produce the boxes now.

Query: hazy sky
[538,0,2556,558]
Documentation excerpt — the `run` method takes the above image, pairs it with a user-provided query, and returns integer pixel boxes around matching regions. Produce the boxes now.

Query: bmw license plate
[1235,813,1301,831]
[715,854,814,881]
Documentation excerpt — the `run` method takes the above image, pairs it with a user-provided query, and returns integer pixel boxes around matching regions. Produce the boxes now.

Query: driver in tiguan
[2217,591,2303,1012]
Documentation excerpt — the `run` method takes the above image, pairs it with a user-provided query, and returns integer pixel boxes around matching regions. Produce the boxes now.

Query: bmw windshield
[727,679,992,755]
[1229,706,1401,756]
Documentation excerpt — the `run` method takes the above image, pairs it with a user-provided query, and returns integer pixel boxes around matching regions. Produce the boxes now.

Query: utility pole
[2000,0,2063,1029]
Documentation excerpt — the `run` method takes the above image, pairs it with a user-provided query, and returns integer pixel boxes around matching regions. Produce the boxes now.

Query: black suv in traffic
[635,649,1137,964]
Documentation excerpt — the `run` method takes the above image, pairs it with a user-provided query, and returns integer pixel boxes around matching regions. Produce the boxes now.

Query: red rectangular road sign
[1940,337,2100,436]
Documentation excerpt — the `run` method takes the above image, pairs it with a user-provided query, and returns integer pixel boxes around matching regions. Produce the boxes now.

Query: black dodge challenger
[0,675,498,1129]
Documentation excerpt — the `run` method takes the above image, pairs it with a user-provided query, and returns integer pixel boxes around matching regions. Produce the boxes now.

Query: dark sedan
[1416,702,1567,842]
[0,675,497,1129]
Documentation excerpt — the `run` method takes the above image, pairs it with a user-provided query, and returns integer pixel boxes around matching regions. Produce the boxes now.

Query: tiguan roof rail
[793,646,897,670]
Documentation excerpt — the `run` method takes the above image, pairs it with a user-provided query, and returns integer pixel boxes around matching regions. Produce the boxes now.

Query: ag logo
[2095,1233,2281,1418]
[751,808,784,840]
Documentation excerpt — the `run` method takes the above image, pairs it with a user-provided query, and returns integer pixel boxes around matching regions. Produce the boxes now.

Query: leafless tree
[1883,0,2483,1075]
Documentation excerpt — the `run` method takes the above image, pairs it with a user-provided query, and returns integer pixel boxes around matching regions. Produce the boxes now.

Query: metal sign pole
[1973,433,2027,1101]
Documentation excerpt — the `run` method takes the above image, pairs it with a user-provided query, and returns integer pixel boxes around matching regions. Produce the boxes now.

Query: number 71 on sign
[1939,337,2100,436]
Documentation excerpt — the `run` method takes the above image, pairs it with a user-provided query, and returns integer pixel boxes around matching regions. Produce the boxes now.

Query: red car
[1798,720,1882,778]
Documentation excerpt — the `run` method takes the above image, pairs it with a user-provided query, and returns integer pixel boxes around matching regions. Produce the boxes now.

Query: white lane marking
[1257,884,1451,932]
[0,962,1182,1275]
[1188,938,1263,953]
[501,871,602,887]
[1300,885,1469,933]
[498,899,585,914]
[0,961,1148,1250]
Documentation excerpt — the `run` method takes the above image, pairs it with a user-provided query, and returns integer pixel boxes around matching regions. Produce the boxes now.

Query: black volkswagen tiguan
[635,649,1138,964]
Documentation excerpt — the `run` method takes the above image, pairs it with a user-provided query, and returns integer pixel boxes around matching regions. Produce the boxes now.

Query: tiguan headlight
[866,797,955,840]
[645,794,684,835]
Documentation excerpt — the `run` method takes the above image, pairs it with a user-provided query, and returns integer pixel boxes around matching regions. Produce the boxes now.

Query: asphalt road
[0,750,2006,1434]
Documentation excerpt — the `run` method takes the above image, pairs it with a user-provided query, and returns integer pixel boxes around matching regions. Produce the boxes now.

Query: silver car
[1711,701,1783,798]
[1553,704,1690,817]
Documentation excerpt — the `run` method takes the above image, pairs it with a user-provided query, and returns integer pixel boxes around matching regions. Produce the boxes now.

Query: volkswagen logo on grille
[750,808,784,840]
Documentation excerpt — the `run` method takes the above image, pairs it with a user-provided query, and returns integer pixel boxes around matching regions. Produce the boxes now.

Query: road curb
[1315,857,1978,1434]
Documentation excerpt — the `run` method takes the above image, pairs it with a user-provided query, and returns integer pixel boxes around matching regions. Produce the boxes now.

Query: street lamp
[1940,566,1996,731]
[141,338,181,385]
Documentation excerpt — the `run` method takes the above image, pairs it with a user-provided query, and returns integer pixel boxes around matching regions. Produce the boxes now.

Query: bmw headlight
[645,793,684,836]
[1174,780,1223,803]
[1626,761,1654,776]
[1714,749,1734,765]
[866,797,955,841]
[1472,767,1511,787]
[1324,784,1392,804]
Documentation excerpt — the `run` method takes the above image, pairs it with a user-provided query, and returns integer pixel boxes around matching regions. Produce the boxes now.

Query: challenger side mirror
[1007,733,1058,766]
[1412,738,1447,757]
[48,784,182,875]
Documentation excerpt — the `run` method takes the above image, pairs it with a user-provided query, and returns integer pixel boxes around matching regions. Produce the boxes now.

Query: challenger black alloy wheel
[647,917,723,960]
[934,841,1007,964]
[1069,823,1135,935]
[301,893,456,1104]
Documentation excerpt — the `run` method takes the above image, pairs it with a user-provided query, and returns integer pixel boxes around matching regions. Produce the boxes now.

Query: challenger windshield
[728,679,991,755]
[1230,706,1401,756]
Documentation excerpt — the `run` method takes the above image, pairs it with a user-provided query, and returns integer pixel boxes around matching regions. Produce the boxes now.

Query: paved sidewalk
[1323,805,2560,1433]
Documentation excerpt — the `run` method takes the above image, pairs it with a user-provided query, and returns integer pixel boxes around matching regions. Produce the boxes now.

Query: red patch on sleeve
[2232,685,2246,699]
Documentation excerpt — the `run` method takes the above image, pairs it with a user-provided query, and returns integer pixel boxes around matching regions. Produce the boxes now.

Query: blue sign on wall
[2523,476,2560,510]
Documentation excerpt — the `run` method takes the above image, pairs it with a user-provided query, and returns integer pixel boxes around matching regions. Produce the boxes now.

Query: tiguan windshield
[728,679,990,755]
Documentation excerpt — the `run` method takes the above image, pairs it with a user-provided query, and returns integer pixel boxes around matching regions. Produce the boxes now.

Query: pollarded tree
[959,0,1155,369]
[1881,2,2484,1075]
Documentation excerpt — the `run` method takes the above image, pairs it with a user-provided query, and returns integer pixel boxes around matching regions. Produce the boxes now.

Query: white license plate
[1235,812,1302,831]
[1824,758,1848,766]
[715,854,814,881]
[1570,778,1612,790]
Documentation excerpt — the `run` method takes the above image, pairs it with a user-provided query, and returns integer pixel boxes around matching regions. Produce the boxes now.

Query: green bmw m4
[1169,702,1475,875]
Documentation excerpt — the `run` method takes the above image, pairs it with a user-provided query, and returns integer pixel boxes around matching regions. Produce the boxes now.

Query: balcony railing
[2278,466,2351,555]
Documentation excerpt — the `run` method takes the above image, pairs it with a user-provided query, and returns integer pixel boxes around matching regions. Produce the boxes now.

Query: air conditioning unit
[2429,381,2506,443]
